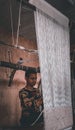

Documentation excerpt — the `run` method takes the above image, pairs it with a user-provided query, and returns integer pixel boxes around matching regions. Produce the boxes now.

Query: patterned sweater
[19,87,43,126]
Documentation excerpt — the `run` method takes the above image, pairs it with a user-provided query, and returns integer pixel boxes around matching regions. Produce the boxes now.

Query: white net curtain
[34,8,73,130]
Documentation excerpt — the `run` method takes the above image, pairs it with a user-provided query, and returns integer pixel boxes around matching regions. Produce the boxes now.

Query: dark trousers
[20,112,44,127]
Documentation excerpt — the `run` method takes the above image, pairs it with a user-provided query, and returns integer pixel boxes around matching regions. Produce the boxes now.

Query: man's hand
[34,98,43,107]
[23,98,33,107]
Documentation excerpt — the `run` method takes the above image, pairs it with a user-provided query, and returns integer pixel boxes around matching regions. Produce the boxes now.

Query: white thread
[16,0,22,46]
[9,0,15,45]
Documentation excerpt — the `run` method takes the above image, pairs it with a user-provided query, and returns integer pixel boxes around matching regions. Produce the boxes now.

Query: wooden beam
[8,69,17,86]
[0,61,40,72]
[29,0,69,28]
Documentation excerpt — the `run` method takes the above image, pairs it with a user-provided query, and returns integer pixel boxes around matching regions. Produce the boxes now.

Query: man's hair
[25,69,37,78]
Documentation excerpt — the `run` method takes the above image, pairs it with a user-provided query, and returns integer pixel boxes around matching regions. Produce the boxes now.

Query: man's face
[26,73,37,87]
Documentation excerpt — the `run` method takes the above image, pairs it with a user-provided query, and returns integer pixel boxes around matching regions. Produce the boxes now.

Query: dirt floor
[0,123,44,130]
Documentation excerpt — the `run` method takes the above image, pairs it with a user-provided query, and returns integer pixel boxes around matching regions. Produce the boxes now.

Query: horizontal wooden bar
[29,0,69,28]
[0,61,40,73]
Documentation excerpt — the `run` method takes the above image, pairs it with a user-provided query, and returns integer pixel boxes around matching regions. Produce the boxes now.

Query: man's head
[25,69,37,87]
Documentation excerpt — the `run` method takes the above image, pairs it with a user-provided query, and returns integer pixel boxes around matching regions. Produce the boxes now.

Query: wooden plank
[29,0,69,28]
[0,61,40,72]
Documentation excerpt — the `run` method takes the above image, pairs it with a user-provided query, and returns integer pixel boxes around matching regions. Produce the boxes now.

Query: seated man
[19,69,43,127]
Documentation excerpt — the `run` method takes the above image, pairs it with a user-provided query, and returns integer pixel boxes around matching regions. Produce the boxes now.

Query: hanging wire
[16,0,22,46]
[9,0,15,45]
[8,0,38,54]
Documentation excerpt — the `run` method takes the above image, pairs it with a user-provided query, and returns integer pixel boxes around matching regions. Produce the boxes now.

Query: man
[19,69,43,127]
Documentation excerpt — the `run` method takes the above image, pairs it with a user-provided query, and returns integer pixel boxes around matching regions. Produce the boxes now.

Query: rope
[9,0,15,45]
[16,0,22,46]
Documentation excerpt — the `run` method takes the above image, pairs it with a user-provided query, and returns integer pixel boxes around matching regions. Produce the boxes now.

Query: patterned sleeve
[19,90,28,100]
[19,90,28,106]
[33,89,43,111]
[19,89,33,108]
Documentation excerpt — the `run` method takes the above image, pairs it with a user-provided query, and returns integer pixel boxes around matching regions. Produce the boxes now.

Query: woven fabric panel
[34,9,73,130]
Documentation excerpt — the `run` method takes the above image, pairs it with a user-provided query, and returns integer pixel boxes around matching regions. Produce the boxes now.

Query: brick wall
[0,29,39,127]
